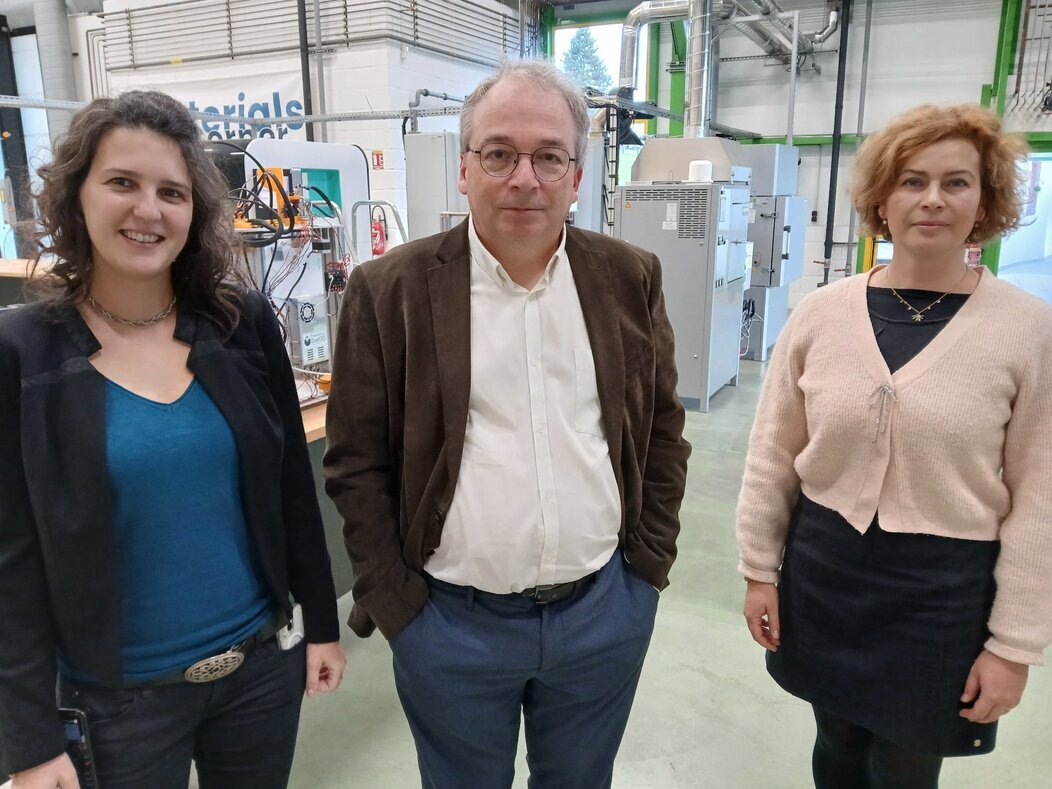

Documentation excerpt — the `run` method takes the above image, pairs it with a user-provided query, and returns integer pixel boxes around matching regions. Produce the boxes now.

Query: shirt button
[536,425,545,434]
[530,359,539,366]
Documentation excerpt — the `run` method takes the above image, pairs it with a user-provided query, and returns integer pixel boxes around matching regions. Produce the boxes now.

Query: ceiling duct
[737,0,813,54]
[683,0,713,137]
[618,0,690,93]
[616,0,841,136]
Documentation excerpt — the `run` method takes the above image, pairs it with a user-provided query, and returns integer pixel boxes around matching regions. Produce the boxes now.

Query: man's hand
[11,753,79,788]
[959,649,1029,724]
[743,580,781,652]
[306,641,347,697]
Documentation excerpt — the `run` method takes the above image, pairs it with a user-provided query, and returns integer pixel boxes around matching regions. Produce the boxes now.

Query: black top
[867,286,970,373]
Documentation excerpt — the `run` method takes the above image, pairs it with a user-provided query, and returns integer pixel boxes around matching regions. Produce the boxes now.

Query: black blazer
[0,290,339,773]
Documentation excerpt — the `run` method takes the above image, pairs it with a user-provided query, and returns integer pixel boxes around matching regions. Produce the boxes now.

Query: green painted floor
[285,360,1051,788]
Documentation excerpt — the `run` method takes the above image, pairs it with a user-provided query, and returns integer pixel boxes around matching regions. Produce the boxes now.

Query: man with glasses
[325,59,690,788]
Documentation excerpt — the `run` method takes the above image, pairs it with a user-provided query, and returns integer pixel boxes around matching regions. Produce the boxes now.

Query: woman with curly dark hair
[0,90,345,789]
[736,104,1052,788]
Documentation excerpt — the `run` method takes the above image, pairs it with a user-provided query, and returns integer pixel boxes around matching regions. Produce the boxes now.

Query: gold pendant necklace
[887,267,970,322]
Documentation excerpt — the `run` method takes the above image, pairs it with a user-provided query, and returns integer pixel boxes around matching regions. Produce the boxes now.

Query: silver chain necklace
[86,294,176,327]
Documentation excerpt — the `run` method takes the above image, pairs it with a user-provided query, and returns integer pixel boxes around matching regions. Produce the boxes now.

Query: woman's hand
[11,753,80,788]
[743,579,781,651]
[959,649,1029,724]
[305,641,347,697]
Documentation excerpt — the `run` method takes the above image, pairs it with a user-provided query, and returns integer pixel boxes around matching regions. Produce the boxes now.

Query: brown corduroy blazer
[323,222,691,639]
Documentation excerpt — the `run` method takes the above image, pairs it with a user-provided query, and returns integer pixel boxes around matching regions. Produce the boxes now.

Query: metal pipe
[618,0,691,93]
[822,0,851,279]
[34,0,78,144]
[296,0,315,141]
[844,0,872,278]
[408,89,466,108]
[312,0,327,142]
[810,9,841,44]
[407,88,465,133]
[732,17,789,61]
[786,8,798,146]
[737,0,813,54]
[684,0,714,137]
[708,27,720,127]
[521,0,528,57]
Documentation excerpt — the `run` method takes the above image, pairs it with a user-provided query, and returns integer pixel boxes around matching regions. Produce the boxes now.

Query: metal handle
[349,200,410,255]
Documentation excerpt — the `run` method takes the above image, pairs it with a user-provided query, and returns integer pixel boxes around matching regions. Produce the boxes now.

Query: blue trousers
[390,552,659,789]
[57,639,306,789]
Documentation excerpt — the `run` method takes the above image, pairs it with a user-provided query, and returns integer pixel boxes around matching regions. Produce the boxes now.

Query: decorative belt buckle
[183,650,245,683]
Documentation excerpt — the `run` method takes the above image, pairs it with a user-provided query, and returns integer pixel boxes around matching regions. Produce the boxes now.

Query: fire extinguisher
[370,206,388,256]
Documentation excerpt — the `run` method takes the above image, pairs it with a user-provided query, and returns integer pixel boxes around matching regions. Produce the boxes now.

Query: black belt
[124,612,288,688]
[517,571,598,605]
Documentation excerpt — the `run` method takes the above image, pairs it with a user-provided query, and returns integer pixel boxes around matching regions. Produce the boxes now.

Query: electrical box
[749,195,808,288]
[287,295,330,365]
[614,181,750,412]
[404,132,469,240]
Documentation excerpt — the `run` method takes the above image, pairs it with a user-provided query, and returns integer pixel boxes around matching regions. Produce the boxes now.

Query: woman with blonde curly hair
[736,103,1052,788]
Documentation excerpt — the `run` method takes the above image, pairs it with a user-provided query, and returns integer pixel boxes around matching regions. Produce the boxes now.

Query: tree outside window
[561,28,612,93]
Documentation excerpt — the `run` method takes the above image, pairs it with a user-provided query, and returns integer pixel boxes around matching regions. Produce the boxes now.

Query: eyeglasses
[469,142,576,182]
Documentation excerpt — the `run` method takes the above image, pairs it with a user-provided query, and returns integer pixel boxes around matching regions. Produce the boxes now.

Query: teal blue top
[88,378,272,681]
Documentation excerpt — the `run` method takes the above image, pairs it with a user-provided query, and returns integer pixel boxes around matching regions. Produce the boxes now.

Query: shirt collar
[467,215,567,292]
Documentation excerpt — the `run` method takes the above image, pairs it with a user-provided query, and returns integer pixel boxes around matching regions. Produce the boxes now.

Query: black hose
[296,0,315,142]
[823,0,851,279]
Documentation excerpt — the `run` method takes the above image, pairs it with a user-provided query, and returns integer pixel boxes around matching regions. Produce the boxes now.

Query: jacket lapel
[428,223,472,485]
[566,227,625,468]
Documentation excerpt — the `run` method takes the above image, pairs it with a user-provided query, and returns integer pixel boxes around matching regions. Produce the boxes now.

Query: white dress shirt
[424,218,622,593]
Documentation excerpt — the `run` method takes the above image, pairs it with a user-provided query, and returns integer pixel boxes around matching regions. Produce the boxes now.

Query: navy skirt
[768,494,1000,757]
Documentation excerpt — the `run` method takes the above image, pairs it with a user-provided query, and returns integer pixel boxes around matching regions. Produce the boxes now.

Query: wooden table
[300,398,328,443]
[0,259,39,279]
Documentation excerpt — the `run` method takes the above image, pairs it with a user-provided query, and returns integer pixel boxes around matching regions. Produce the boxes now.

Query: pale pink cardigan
[736,266,1052,665]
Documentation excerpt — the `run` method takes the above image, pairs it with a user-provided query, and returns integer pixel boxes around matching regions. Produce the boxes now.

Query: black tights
[812,707,944,789]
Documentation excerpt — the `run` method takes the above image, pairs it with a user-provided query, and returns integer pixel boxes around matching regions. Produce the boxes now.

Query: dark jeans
[57,639,307,789]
